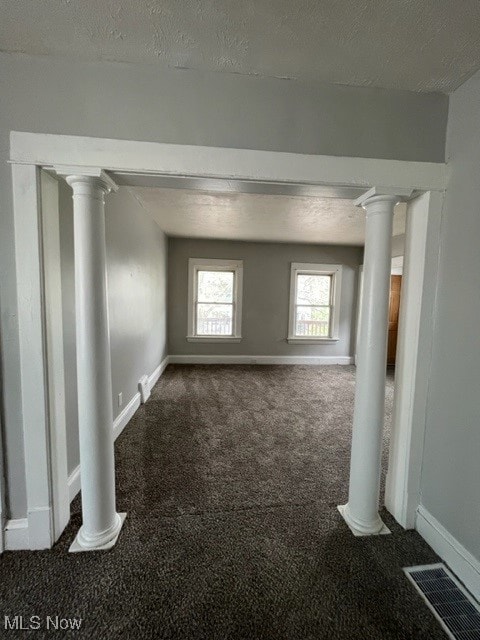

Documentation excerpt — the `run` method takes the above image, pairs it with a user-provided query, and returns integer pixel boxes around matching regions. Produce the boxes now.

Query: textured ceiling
[130,187,406,245]
[1,1,480,92]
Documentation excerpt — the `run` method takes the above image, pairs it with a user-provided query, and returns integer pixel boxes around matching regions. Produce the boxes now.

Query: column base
[337,504,390,537]
[69,512,126,552]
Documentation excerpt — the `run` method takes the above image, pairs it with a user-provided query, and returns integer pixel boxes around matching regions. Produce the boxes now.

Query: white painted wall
[59,183,168,475]
[418,69,480,595]
[58,182,79,474]
[168,238,362,358]
[391,234,406,258]
[0,51,447,518]
[391,256,403,274]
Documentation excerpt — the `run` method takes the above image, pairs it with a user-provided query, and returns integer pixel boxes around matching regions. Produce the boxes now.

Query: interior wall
[391,234,406,258]
[419,69,480,568]
[0,50,447,518]
[59,184,168,475]
[1,52,448,161]
[58,182,78,475]
[168,238,362,358]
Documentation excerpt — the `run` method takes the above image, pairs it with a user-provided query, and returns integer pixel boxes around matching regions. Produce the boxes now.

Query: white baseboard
[66,357,170,504]
[5,509,54,551]
[68,465,81,503]
[149,355,170,388]
[5,518,29,550]
[416,505,480,601]
[113,392,141,441]
[113,356,170,441]
[67,393,141,504]
[169,355,354,365]
[68,393,140,502]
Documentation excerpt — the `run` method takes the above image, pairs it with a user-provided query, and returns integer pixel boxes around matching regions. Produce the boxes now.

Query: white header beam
[10,131,446,193]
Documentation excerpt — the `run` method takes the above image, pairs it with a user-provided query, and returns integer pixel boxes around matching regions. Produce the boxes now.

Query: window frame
[187,258,243,342]
[288,262,342,344]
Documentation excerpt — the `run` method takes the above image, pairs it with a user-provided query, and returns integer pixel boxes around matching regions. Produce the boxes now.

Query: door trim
[385,190,444,528]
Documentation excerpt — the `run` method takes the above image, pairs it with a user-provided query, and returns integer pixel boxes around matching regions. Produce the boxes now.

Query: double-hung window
[288,263,342,343]
[187,258,243,342]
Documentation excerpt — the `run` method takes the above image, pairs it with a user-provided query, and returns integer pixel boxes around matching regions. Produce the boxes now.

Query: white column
[338,187,412,536]
[61,169,125,551]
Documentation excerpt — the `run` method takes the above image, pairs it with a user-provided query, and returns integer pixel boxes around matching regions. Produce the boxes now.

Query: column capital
[354,186,413,209]
[53,166,118,194]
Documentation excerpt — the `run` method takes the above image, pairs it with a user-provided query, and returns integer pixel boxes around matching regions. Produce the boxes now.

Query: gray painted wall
[168,238,363,358]
[391,234,405,258]
[0,50,447,518]
[419,70,480,560]
[58,182,79,475]
[1,53,448,161]
[59,184,168,476]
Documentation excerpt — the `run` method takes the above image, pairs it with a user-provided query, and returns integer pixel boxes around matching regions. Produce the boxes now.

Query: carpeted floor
[0,365,444,639]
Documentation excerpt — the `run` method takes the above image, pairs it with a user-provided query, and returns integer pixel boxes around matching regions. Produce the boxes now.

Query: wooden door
[387,275,402,365]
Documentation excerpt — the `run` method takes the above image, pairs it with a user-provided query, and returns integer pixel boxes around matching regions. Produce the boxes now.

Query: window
[288,263,342,343]
[187,258,243,342]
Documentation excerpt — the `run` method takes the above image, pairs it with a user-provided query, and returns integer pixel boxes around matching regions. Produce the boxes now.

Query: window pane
[295,306,330,337]
[197,270,234,303]
[296,274,331,306]
[196,303,233,335]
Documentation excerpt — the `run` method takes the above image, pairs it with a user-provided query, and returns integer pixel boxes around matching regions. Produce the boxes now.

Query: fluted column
[338,187,411,536]
[58,168,125,551]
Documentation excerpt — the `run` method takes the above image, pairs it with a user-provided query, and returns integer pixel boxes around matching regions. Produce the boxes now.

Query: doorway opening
[8,132,444,548]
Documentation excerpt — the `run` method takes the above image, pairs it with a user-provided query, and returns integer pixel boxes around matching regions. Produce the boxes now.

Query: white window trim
[187,258,243,342]
[288,262,342,344]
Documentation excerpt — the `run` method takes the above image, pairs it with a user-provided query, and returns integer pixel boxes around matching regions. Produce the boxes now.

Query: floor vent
[404,563,480,640]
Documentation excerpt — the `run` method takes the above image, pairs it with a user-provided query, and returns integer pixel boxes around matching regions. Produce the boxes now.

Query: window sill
[287,337,339,345]
[187,336,242,343]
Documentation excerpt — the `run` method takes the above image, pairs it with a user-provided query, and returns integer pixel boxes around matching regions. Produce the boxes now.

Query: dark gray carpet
[0,365,444,639]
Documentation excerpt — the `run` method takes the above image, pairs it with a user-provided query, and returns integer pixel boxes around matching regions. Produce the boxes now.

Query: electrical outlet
[118,392,123,407]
